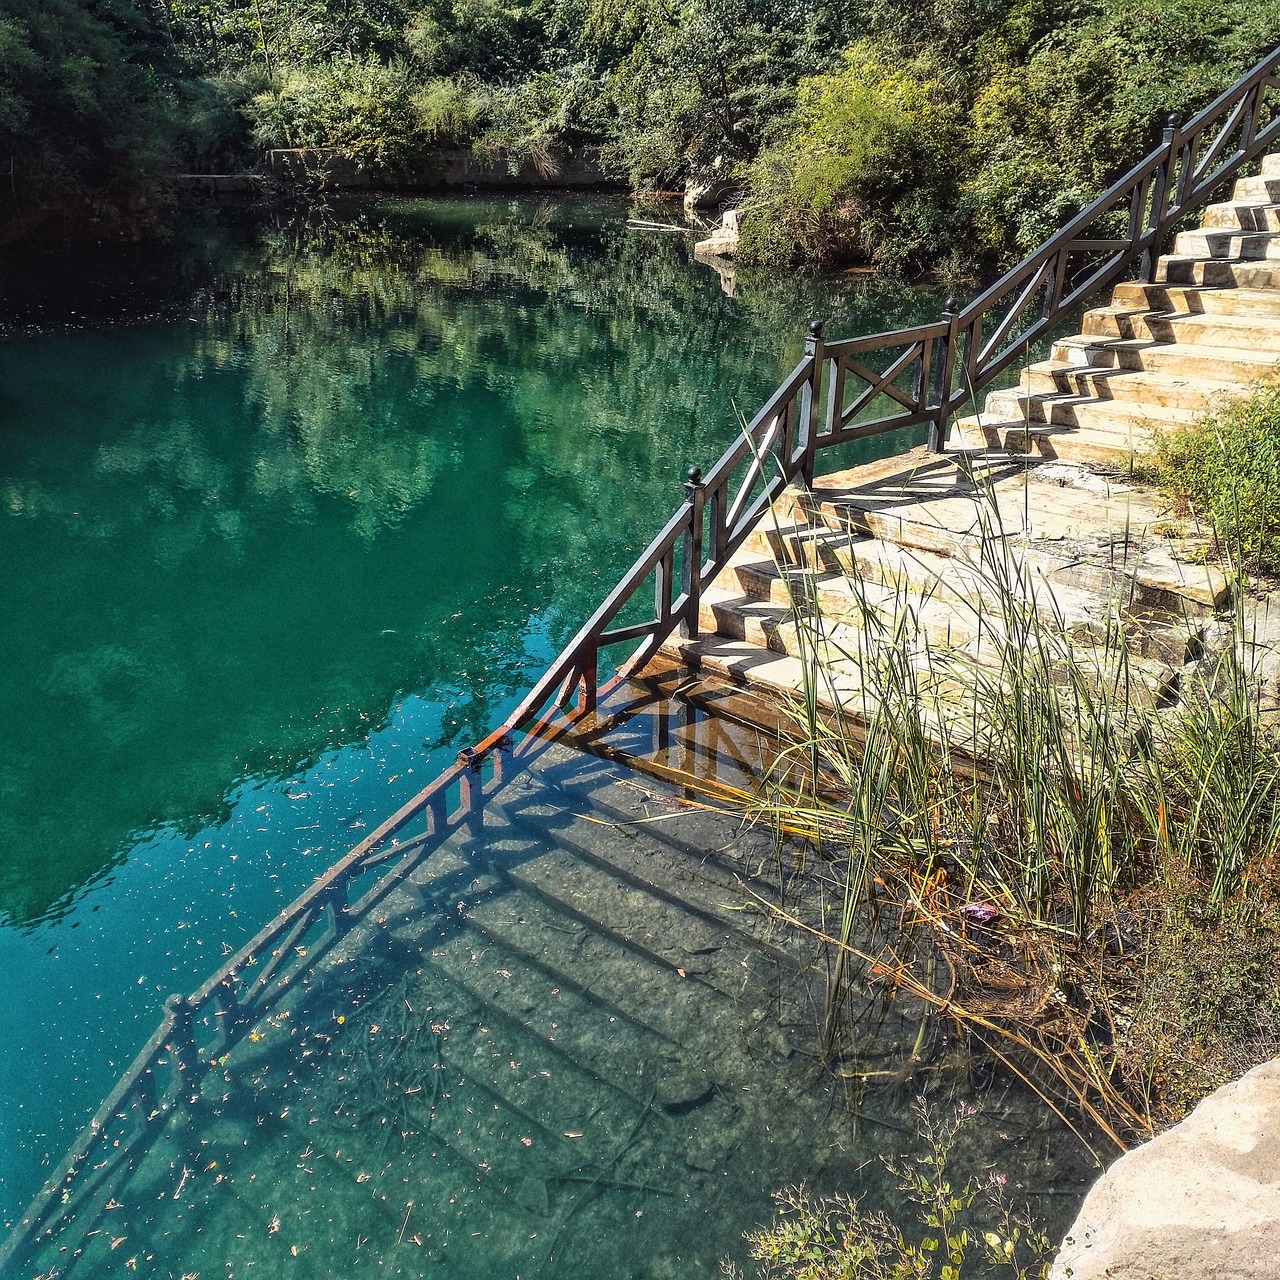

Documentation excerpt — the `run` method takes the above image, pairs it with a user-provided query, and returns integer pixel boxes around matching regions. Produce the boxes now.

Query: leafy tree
[739,45,965,273]
[0,0,177,234]
[968,0,1280,262]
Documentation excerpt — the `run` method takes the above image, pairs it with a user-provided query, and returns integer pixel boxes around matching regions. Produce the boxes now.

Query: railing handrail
[7,39,1280,1276]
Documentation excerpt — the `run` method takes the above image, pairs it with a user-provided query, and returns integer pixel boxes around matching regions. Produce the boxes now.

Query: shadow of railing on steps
[4,38,1279,1277]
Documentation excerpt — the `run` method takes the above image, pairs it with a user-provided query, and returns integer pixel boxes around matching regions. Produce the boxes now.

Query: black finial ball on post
[687,466,703,486]
[808,318,824,339]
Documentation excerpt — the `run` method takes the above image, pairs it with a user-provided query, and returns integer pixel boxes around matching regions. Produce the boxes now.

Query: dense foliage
[1150,382,1280,574]
[2,0,1279,265]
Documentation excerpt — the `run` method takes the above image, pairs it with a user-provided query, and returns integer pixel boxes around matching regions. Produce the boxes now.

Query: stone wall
[265,146,616,191]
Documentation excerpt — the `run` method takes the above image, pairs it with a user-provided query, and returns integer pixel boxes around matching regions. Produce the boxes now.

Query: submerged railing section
[5,38,1279,1273]
[1,738,513,1270]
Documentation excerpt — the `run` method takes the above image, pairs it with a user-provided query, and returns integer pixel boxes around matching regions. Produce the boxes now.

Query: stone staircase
[949,152,1280,468]
[669,156,1280,733]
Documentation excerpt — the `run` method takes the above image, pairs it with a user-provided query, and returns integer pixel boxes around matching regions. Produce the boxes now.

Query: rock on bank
[1050,1060,1280,1279]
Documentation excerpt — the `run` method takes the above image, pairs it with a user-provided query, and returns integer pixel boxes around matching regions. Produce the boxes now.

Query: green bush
[249,58,431,176]
[1150,381,1280,575]
[737,45,964,274]
[967,0,1280,264]
[412,75,489,147]
[724,1099,1053,1280]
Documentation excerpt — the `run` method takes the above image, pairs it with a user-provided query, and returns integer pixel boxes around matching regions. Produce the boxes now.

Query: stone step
[1201,200,1280,232]
[980,385,1203,436]
[1232,174,1280,201]
[1171,228,1280,260]
[497,748,787,901]
[1263,153,1280,177]
[1082,305,1280,352]
[1050,334,1280,384]
[722,539,1203,666]
[745,510,1223,624]
[1109,281,1280,318]
[947,415,1161,468]
[697,570,1181,703]
[675,634,879,720]
[1021,361,1234,413]
[1156,254,1280,288]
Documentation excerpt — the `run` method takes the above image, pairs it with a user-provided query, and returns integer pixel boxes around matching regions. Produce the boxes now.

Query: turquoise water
[0,196,949,1238]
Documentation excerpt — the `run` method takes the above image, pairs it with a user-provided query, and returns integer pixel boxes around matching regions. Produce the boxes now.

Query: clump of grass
[1148,380,1280,575]
[722,1098,1053,1280]
[1117,886,1280,1126]
[747,468,1280,1143]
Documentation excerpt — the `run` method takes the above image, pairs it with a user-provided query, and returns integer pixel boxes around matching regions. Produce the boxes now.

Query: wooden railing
[5,39,1280,1276]
[944,50,1280,426]
[512,40,1280,729]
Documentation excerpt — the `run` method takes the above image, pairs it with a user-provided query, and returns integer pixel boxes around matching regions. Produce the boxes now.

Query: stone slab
[1050,1059,1280,1280]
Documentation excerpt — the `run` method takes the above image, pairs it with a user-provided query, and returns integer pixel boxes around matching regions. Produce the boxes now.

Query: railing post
[1141,112,1182,281]
[456,746,486,832]
[929,298,958,452]
[680,466,706,639]
[800,318,824,485]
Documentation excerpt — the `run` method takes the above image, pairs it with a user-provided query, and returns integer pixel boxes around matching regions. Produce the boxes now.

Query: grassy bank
[721,381,1280,1128]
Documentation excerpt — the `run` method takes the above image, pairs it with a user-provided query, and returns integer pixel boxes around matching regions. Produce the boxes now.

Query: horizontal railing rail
[7,38,1279,1276]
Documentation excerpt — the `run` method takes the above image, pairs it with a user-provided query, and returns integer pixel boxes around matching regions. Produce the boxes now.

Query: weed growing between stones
[722,1098,1053,1280]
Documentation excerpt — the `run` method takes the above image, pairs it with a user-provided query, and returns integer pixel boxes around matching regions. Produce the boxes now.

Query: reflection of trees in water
[195,200,937,571]
[0,200,940,921]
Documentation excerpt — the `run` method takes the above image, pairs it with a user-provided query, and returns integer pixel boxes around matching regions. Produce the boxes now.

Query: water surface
[0,196,947,1233]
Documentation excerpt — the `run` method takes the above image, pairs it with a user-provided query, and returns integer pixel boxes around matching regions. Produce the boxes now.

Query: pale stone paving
[668,152,1280,743]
